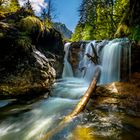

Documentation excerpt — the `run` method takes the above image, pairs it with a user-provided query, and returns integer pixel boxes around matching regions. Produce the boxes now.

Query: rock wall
[131,42,140,72]
[0,12,64,98]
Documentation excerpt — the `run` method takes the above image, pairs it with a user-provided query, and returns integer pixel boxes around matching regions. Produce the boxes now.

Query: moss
[0,85,50,97]
[0,32,4,38]
[15,35,32,51]
[18,16,44,34]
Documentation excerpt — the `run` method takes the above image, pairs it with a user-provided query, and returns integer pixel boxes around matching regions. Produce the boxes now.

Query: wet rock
[68,41,85,76]
[0,23,56,98]
[37,28,64,78]
[0,45,56,97]
[88,74,140,117]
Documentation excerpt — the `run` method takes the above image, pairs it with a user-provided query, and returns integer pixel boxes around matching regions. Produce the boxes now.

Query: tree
[41,0,56,22]
[0,0,8,6]
[73,0,130,41]
[0,0,20,13]
[24,0,34,15]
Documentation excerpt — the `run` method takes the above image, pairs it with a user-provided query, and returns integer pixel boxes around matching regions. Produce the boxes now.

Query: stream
[0,38,140,140]
[0,78,140,140]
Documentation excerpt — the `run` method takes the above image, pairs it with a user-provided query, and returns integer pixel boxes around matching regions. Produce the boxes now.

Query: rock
[0,44,56,97]
[88,74,140,117]
[37,28,64,78]
[68,41,84,76]
[131,42,140,72]
[53,22,73,39]
[0,21,58,98]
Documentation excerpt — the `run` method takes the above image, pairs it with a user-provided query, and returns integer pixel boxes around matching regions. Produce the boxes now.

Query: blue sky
[53,0,81,32]
[19,0,81,32]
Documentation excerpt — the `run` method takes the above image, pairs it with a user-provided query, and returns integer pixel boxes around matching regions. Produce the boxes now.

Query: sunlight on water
[0,78,88,140]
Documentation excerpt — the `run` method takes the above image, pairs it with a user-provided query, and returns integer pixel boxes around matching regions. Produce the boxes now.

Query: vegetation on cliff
[71,0,140,42]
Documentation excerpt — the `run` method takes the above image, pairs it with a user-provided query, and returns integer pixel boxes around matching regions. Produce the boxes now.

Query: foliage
[44,18,53,30]
[23,0,34,15]
[0,0,19,13]
[115,24,130,38]
[71,24,84,41]
[41,0,56,22]
[130,26,140,41]
[72,0,140,41]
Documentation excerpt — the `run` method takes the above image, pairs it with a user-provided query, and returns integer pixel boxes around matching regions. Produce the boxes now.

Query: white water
[62,43,73,78]
[0,38,132,140]
[0,78,88,140]
[63,38,131,84]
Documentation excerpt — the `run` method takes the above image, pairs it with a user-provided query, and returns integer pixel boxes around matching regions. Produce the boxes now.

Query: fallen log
[41,67,101,140]
[65,67,100,121]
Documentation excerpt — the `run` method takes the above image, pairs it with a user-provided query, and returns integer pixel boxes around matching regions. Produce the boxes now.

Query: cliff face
[0,9,64,98]
[131,43,140,72]
[53,22,73,39]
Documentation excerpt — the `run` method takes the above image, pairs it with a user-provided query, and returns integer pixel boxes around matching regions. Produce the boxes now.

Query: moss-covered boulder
[0,23,56,97]
[0,7,65,98]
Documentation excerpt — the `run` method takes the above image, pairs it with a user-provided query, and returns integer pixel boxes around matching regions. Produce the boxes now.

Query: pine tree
[24,0,34,15]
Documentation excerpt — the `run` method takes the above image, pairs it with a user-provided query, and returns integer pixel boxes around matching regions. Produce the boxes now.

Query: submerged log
[41,67,101,140]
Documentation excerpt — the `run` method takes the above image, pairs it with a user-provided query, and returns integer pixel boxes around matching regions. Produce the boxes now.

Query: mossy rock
[18,16,44,34]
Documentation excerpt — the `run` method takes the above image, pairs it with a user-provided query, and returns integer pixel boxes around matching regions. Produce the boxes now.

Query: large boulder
[0,22,56,98]
[37,28,64,78]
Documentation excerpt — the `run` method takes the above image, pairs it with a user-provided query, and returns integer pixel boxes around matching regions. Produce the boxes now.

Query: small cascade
[63,38,131,84]
[100,38,131,84]
[78,41,99,82]
[62,43,74,78]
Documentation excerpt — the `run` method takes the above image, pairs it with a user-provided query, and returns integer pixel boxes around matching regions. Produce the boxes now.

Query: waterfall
[63,38,131,84]
[100,38,131,84]
[62,43,73,78]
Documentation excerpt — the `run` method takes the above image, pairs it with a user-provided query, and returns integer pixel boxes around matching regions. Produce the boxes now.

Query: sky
[53,0,81,32]
[19,0,81,32]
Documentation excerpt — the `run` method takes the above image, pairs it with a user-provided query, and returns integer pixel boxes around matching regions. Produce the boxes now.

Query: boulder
[0,22,56,98]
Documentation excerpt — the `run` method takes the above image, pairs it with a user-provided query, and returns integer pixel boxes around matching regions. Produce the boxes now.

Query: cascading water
[62,43,73,78]
[0,38,138,140]
[63,38,131,84]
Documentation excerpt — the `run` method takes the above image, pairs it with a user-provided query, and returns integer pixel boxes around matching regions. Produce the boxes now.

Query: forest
[72,0,140,42]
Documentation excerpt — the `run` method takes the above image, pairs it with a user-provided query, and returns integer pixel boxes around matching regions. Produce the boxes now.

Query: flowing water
[62,43,74,78]
[64,38,131,84]
[0,38,139,140]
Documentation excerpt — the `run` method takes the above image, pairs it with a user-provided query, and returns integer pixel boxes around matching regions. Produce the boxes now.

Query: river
[0,77,140,140]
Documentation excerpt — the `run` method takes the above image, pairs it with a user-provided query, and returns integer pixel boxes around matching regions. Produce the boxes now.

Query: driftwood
[41,67,101,140]
[86,53,98,65]
[65,67,100,120]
